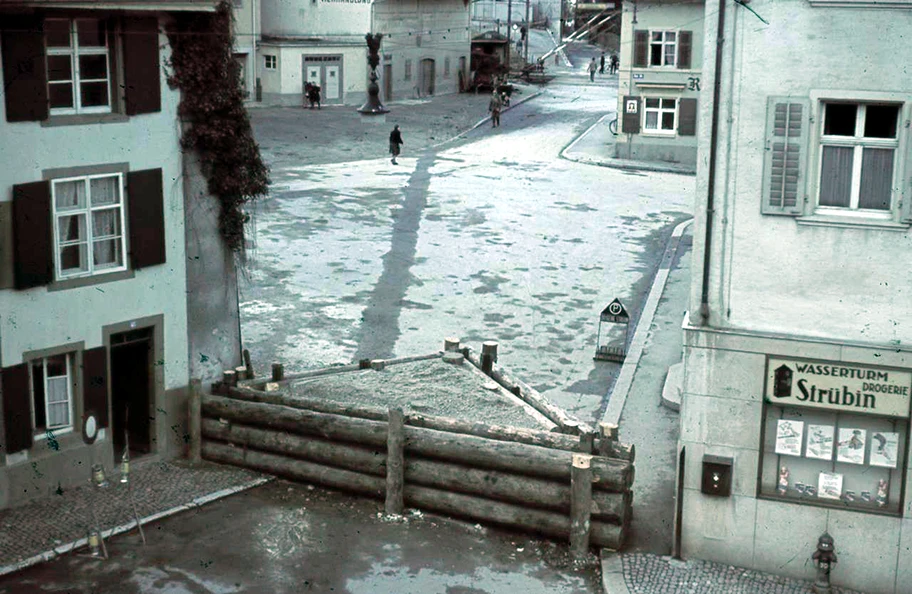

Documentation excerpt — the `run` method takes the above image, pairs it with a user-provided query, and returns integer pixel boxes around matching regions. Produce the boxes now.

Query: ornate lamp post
[358,33,389,117]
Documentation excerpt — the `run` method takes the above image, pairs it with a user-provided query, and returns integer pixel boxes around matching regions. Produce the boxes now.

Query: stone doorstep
[661,362,684,412]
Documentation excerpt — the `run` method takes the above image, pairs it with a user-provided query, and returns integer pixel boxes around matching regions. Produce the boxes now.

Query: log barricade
[201,388,634,553]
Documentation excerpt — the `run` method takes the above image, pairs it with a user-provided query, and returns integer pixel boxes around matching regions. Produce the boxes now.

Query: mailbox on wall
[701,454,733,497]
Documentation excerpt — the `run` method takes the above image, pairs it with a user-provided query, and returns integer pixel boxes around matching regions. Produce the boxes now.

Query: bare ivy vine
[165,1,269,254]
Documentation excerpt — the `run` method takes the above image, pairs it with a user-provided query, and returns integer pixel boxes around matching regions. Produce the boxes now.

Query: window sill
[641,130,677,138]
[48,269,135,292]
[42,113,129,128]
[796,215,910,231]
[757,493,900,517]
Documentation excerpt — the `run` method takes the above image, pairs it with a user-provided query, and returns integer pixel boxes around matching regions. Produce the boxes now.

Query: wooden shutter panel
[12,181,52,289]
[678,98,697,136]
[1,363,33,454]
[902,133,912,224]
[123,17,161,115]
[127,168,166,269]
[761,97,810,216]
[678,31,692,69]
[1,16,48,122]
[633,30,648,68]
[82,347,109,429]
[622,96,640,134]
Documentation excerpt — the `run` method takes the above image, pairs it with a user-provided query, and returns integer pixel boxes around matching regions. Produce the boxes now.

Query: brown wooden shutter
[678,31,692,69]
[633,30,648,68]
[127,168,166,269]
[82,347,109,429]
[2,363,33,454]
[1,15,49,122]
[12,181,53,289]
[761,97,810,216]
[678,98,697,136]
[622,96,640,134]
[123,17,161,115]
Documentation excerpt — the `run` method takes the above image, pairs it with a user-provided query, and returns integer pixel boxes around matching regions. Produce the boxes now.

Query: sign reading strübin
[765,357,912,418]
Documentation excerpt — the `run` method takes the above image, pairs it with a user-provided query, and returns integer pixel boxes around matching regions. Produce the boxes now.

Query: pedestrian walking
[588,57,598,82]
[389,125,403,164]
[599,52,606,74]
[610,54,619,74]
[488,90,503,128]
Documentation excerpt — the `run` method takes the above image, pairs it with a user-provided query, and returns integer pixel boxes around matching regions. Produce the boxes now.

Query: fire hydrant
[812,532,837,594]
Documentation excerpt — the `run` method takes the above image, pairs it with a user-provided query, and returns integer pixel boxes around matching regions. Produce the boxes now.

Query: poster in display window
[775,419,804,456]
[806,425,834,460]
[869,432,900,468]
[836,428,866,465]
[818,472,843,500]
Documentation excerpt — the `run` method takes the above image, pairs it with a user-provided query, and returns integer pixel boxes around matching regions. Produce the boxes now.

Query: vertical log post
[385,407,406,515]
[188,379,202,465]
[235,366,248,381]
[570,453,593,560]
[272,363,284,382]
[243,349,255,379]
[222,369,237,389]
[599,422,619,457]
[444,337,461,352]
[578,431,596,454]
[481,341,498,375]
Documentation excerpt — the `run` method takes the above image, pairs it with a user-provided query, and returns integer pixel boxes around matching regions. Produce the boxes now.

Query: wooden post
[481,341,498,375]
[385,407,405,515]
[570,453,593,561]
[235,366,248,381]
[271,363,284,382]
[599,422,618,457]
[222,369,237,388]
[243,349,254,379]
[188,379,202,464]
[578,431,596,454]
[444,337,460,352]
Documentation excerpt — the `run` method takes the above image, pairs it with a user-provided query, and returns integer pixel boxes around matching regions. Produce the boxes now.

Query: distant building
[0,0,243,509]
[614,0,702,170]
[679,0,912,591]
[231,0,261,100]
[258,0,471,106]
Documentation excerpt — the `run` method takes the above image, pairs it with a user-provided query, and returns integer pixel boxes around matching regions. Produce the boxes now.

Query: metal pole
[506,0,513,71]
[524,0,531,63]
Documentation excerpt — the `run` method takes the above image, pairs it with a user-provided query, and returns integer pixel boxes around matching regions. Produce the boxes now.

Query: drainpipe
[699,0,726,325]
[251,0,257,101]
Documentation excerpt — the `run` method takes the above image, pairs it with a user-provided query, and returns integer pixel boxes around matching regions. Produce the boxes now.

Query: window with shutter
[633,31,648,68]
[12,181,53,289]
[123,17,162,115]
[678,31,692,69]
[127,168,166,269]
[761,97,810,216]
[1,16,49,122]
[1,363,33,454]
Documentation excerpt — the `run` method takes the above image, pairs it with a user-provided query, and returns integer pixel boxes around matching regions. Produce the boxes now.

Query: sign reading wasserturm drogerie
[765,357,912,418]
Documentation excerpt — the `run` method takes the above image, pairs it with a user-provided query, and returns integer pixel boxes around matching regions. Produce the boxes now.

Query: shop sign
[765,357,912,418]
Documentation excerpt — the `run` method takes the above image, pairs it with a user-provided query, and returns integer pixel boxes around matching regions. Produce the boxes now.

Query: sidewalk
[595,223,864,593]
[562,113,696,176]
[0,458,268,575]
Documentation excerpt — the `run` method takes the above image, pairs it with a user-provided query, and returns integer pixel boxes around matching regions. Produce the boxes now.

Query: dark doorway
[419,58,435,96]
[673,446,685,559]
[383,63,392,101]
[110,327,153,457]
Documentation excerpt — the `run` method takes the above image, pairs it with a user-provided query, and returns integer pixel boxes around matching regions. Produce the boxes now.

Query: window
[45,18,111,115]
[405,59,412,81]
[52,174,127,280]
[817,102,900,214]
[264,54,277,70]
[444,56,451,78]
[759,357,909,516]
[644,97,677,133]
[31,353,75,435]
[649,31,676,67]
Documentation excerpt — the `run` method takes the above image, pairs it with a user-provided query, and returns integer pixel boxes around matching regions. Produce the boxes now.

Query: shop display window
[759,405,907,515]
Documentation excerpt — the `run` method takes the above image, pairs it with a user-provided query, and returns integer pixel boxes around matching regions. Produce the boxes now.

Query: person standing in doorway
[588,57,598,82]
[599,52,606,74]
[389,125,403,164]
[488,90,503,128]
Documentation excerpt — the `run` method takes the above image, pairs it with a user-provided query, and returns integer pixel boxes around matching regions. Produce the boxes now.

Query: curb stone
[601,550,631,594]
[435,89,545,147]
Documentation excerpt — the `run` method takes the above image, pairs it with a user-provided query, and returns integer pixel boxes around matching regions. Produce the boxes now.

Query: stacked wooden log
[200,388,635,553]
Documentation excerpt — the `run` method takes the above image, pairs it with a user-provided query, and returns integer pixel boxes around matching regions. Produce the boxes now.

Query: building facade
[0,0,242,510]
[680,0,912,592]
[232,0,261,99]
[259,0,470,105]
[615,0,702,170]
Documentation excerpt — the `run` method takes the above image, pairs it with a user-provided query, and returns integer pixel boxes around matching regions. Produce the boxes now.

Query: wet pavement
[0,480,602,594]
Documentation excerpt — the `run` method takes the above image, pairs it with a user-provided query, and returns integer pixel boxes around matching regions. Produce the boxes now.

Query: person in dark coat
[599,52,606,74]
[307,83,321,109]
[389,125,403,164]
[488,91,503,128]
[610,54,619,74]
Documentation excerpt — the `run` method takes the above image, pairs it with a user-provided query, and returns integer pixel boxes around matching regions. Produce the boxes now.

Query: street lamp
[358,33,389,119]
